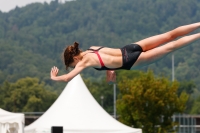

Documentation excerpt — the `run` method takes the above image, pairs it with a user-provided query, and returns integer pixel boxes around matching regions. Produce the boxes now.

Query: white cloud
[0,0,53,12]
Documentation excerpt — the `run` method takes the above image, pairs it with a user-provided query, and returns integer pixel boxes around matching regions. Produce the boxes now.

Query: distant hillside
[0,0,200,90]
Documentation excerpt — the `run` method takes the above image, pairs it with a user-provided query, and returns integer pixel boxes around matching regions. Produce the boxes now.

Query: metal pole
[191,116,193,133]
[113,83,116,119]
[183,114,185,133]
[190,116,193,133]
[194,117,196,133]
[101,96,104,107]
[179,113,181,133]
[172,54,174,81]
[173,115,175,131]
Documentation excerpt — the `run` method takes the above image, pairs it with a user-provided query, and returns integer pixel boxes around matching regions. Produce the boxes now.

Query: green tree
[1,0,200,99]
[0,77,58,112]
[117,71,188,133]
[177,81,196,114]
[190,96,200,114]
[177,81,195,96]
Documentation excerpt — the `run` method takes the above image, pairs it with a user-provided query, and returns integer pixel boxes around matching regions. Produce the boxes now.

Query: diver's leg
[135,22,200,51]
[133,33,200,68]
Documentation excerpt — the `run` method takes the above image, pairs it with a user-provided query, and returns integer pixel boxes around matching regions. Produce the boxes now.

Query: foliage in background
[0,0,200,115]
[116,71,189,133]
[0,77,58,112]
[0,0,200,90]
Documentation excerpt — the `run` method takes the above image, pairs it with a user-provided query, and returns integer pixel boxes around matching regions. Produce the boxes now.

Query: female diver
[50,22,200,82]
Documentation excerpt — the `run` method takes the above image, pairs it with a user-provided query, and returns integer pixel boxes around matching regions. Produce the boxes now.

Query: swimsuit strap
[94,50,105,67]
[87,47,105,67]
[87,46,104,51]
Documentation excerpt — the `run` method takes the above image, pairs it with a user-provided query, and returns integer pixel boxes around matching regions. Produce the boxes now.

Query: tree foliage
[0,0,199,116]
[0,0,200,90]
[0,77,58,112]
[117,71,189,133]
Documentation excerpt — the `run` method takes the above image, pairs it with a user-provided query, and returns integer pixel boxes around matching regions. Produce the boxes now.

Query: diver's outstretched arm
[135,22,200,52]
[51,62,86,82]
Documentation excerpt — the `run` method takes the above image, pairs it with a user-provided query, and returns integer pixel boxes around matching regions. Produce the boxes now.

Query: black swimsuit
[87,44,143,71]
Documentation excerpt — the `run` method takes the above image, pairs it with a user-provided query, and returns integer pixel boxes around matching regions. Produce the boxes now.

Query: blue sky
[0,0,55,12]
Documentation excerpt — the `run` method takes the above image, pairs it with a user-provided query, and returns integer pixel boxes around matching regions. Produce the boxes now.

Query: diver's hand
[51,66,59,80]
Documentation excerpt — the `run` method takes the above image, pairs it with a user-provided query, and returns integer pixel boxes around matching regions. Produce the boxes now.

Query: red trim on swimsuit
[87,47,105,67]
[94,51,105,67]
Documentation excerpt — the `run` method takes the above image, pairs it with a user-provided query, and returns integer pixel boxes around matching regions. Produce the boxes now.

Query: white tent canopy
[25,74,142,133]
[0,108,24,133]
